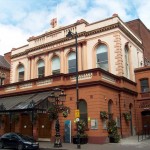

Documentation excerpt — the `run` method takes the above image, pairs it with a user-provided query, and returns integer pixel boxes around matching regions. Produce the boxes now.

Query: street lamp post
[28,100,35,137]
[66,30,80,149]
[49,88,66,148]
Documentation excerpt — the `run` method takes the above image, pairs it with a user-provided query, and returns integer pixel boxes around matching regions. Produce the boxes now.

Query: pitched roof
[0,55,10,69]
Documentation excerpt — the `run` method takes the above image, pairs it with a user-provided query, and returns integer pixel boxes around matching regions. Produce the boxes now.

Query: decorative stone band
[70,73,93,81]
[5,86,16,92]
[36,79,52,86]
[101,73,116,83]
[19,83,33,89]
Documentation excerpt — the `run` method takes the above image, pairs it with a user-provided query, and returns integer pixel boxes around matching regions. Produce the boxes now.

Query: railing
[138,128,150,142]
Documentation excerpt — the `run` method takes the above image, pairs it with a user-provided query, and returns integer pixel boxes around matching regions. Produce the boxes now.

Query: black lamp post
[28,100,35,137]
[66,30,80,149]
[49,88,66,148]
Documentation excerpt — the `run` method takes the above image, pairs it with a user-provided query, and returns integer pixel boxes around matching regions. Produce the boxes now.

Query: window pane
[38,67,45,78]
[68,52,76,73]
[52,57,60,70]
[19,71,24,82]
[141,79,149,92]
[79,100,88,126]
[18,65,24,82]
[37,60,45,78]
[96,44,108,71]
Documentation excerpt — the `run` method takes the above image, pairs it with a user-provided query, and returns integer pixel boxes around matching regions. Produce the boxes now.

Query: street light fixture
[49,88,66,148]
[66,30,81,149]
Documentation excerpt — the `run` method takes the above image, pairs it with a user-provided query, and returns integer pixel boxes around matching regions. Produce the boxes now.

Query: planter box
[73,137,88,144]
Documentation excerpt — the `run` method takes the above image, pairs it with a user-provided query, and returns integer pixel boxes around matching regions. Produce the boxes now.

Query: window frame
[140,78,149,93]
[96,44,108,71]
[37,59,45,78]
[18,64,25,82]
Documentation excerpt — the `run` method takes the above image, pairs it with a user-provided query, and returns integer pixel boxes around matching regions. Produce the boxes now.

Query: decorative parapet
[101,73,116,83]
[5,86,17,92]
[19,83,32,89]
[70,73,93,81]
[36,79,52,86]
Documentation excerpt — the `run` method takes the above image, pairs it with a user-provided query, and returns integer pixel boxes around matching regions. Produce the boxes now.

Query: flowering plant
[47,104,70,121]
[123,112,131,122]
[100,111,108,120]
[73,120,88,138]
[107,119,120,143]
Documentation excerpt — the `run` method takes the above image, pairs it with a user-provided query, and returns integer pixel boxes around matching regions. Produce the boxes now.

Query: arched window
[52,56,60,75]
[79,100,88,125]
[68,52,76,73]
[96,44,108,71]
[18,64,24,82]
[37,59,45,78]
[125,45,130,78]
[108,100,113,120]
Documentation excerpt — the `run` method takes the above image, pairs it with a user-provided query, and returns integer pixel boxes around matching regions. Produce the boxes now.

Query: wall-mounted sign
[139,101,150,109]
[75,109,80,118]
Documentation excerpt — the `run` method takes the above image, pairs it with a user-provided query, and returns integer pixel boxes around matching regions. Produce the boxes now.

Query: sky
[0,0,149,56]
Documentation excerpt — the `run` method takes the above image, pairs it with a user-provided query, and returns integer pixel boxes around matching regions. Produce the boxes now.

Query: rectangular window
[38,67,45,78]
[19,71,24,82]
[69,59,76,73]
[140,79,149,92]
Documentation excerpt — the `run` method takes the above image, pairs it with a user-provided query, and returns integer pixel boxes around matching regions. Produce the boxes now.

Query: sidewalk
[39,136,150,150]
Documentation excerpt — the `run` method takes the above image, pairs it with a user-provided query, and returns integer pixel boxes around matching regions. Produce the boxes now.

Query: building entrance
[38,113,51,138]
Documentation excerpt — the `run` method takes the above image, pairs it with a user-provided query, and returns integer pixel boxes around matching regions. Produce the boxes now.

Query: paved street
[39,136,150,150]
[0,136,150,150]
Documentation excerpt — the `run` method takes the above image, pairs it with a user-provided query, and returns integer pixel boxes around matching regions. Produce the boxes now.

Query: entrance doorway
[142,111,150,131]
[38,113,51,138]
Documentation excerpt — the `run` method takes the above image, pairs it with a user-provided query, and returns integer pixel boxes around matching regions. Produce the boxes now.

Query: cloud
[0,24,30,55]
[0,0,149,56]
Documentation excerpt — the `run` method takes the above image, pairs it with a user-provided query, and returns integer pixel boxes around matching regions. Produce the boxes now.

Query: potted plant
[107,119,120,143]
[100,111,108,120]
[73,120,88,144]
[123,112,131,122]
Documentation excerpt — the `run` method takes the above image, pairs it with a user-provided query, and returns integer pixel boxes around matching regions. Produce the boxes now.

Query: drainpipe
[118,93,123,138]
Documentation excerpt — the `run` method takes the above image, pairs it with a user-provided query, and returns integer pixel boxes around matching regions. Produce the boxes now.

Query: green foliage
[47,104,70,121]
[100,111,108,120]
[123,112,131,122]
[107,119,120,143]
[74,120,88,138]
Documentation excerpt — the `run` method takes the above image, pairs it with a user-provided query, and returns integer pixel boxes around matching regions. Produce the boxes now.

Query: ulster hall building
[0,14,150,144]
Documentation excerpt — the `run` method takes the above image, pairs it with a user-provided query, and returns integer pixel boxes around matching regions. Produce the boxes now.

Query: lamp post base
[54,135,62,148]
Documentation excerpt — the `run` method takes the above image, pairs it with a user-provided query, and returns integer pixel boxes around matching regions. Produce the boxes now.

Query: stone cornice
[134,66,150,73]
[11,22,143,59]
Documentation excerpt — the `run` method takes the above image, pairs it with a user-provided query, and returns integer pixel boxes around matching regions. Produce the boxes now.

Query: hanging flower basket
[123,112,131,122]
[100,111,108,120]
[62,111,68,118]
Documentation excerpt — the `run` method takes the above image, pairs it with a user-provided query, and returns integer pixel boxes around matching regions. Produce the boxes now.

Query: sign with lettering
[139,101,150,109]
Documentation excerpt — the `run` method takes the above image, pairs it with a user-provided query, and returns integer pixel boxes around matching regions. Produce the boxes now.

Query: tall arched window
[18,64,24,82]
[108,100,113,120]
[79,100,88,125]
[68,52,76,73]
[37,59,45,78]
[125,45,130,78]
[96,44,108,71]
[52,56,60,75]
